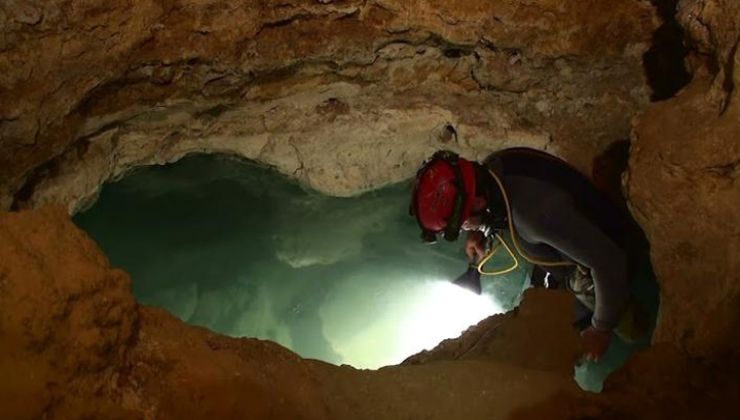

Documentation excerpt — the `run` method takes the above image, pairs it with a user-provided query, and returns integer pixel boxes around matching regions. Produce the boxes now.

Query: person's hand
[465,231,486,263]
[580,326,611,362]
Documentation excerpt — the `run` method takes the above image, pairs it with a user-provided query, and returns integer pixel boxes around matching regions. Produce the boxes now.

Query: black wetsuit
[481,148,632,331]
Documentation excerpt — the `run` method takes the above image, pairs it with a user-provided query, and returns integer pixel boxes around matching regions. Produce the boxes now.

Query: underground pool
[74,153,532,369]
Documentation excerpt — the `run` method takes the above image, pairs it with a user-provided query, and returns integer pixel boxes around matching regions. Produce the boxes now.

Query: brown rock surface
[510,344,740,420]
[4,201,737,420]
[0,0,657,212]
[0,206,328,418]
[0,206,586,419]
[403,289,581,373]
[0,206,138,418]
[2,0,740,418]
[626,0,740,358]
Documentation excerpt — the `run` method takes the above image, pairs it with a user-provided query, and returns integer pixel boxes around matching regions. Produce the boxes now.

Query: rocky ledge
[1,0,740,418]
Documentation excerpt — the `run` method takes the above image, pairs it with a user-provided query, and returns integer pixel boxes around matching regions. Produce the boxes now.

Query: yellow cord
[476,168,577,276]
[476,233,519,275]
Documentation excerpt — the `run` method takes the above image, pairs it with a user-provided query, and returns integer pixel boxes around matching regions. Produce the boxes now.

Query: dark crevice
[704,158,740,177]
[254,13,315,37]
[723,40,738,95]
[11,159,62,211]
[592,140,631,209]
[720,40,738,114]
[335,8,361,21]
[443,48,466,59]
[441,123,457,143]
[643,0,693,101]
[11,130,104,210]
[194,104,231,119]
[426,33,475,57]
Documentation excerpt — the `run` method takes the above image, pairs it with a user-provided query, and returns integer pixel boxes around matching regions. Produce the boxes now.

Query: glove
[452,265,482,295]
[580,326,611,362]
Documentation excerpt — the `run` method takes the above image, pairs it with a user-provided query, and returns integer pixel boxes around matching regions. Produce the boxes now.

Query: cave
[72,153,521,369]
[1,1,739,419]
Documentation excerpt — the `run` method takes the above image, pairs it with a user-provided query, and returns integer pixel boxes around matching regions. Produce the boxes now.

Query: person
[409,148,637,362]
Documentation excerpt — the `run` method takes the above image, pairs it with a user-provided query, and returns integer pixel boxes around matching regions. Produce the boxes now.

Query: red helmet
[411,151,477,242]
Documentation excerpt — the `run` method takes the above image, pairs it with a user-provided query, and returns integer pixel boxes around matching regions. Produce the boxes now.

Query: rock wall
[625,0,740,358]
[510,343,740,419]
[2,0,740,418]
[1,206,586,419]
[0,0,657,212]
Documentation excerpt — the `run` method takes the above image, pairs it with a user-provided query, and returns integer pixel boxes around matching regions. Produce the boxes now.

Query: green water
[74,154,530,369]
[73,153,658,385]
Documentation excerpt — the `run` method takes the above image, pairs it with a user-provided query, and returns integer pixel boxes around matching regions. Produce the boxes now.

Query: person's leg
[573,297,593,331]
[614,299,651,343]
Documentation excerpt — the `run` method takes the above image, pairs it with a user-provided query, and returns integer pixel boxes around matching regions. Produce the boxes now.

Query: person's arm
[519,196,630,331]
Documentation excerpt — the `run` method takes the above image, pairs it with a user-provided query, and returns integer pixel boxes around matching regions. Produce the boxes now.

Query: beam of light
[322,278,503,369]
[395,280,503,362]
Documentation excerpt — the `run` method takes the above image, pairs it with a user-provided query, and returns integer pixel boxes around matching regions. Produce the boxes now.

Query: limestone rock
[626,0,740,358]
[510,344,740,420]
[0,207,327,419]
[1,203,737,418]
[403,288,581,374]
[0,0,657,212]
[0,206,137,419]
[0,206,586,419]
[2,0,740,418]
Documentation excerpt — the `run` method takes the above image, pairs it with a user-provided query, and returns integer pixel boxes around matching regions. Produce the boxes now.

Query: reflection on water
[74,154,529,369]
